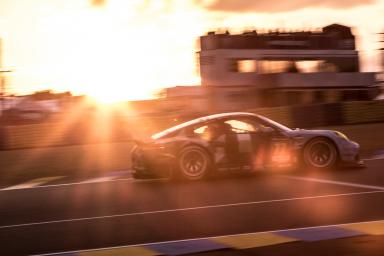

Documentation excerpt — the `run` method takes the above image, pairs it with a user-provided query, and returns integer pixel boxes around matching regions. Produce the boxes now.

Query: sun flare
[1,0,383,100]
[22,1,203,103]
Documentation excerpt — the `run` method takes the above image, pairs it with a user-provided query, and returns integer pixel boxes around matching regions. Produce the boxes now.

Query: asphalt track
[0,158,384,255]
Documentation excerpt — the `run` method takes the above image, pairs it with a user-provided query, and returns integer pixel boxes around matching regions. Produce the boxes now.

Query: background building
[197,24,379,109]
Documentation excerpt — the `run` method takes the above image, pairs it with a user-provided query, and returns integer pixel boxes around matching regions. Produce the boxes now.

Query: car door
[222,119,258,171]
[224,118,292,170]
[190,121,236,169]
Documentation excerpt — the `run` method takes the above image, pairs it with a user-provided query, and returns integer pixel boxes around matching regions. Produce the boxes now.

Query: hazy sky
[0,0,383,100]
[194,0,377,12]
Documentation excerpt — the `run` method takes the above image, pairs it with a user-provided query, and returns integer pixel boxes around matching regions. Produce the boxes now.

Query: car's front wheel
[177,145,212,180]
[303,138,338,170]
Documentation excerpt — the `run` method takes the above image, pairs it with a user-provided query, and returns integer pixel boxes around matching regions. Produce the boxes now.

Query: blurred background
[0,0,383,182]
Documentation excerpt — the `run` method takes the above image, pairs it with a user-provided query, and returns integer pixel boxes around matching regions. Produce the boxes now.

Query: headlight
[334,131,349,140]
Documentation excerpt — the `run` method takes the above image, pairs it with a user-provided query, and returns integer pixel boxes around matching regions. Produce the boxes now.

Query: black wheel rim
[180,149,207,178]
[307,141,335,168]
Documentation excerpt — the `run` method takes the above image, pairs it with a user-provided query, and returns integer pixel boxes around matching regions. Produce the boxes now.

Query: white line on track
[1,190,383,230]
[0,157,382,192]
[280,175,384,191]
[33,219,384,256]
[79,176,126,184]
[0,177,135,192]
[364,155,384,161]
[1,176,64,191]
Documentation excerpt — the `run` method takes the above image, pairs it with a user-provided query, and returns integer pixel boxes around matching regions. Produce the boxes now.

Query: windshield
[151,116,212,140]
[152,112,292,140]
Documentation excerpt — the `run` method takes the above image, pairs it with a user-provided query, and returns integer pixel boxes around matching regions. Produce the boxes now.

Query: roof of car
[198,112,258,119]
[151,112,259,140]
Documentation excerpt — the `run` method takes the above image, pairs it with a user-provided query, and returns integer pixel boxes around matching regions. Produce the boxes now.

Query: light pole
[0,38,11,116]
[380,32,384,73]
[0,70,11,115]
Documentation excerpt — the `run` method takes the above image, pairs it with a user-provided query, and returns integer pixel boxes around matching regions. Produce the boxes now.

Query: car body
[131,112,363,180]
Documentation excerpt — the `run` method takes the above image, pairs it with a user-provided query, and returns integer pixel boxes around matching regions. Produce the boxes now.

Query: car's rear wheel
[303,138,338,170]
[177,145,211,180]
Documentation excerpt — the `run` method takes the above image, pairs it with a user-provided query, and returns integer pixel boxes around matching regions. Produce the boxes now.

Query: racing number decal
[270,140,291,164]
[271,141,288,154]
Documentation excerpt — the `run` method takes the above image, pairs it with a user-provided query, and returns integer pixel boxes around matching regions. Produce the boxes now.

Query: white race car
[131,112,363,180]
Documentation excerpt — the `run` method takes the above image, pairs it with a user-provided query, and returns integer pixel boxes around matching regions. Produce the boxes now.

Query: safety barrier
[248,100,384,128]
[1,121,133,150]
[2,123,65,149]
[341,101,384,124]
[251,106,295,128]
[1,100,384,150]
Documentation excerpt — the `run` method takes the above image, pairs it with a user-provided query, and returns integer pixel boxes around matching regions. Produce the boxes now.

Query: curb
[38,220,384,256]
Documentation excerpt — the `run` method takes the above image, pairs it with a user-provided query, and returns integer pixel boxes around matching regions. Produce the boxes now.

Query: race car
[131,112,363,180]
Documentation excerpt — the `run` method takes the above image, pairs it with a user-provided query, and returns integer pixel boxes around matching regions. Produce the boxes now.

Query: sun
[87,85,158,104]
[37,6,171,103]
[22,1,204,103]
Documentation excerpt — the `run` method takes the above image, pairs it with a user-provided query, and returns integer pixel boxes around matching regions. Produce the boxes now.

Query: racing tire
[303,138,338,170]
[176,145,212,181]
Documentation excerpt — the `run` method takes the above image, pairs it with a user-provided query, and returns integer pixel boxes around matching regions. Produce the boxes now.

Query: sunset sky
[0,0,383,101]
